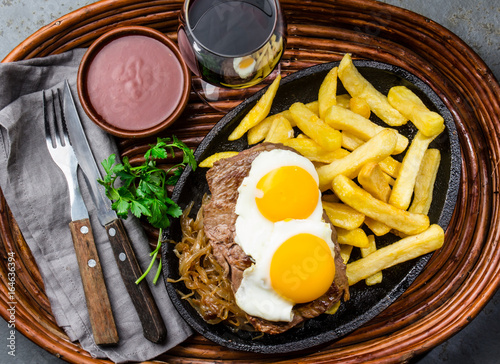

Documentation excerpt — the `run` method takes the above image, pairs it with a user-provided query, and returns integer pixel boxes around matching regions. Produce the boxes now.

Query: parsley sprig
[98,136,196,284]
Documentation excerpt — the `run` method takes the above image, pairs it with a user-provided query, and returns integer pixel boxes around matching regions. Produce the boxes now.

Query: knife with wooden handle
[44,88,119,346]
[62,80,167,344]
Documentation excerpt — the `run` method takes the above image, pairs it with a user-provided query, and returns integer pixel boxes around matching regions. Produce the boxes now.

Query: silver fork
[43,89,119,345]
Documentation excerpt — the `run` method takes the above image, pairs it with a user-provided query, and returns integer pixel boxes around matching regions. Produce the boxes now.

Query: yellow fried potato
[322,201,365,230]
[388,86,445,137]
[332,174,429,235]
[338,54,407,126]
[289,102,342,152]
[199,151,239,168]
[339,244,354,264]
[317,129,398,190]
[346,225,444,286]
[264,115,294,143]
[248,114,283,144]
[360,235,382,285]
[378,156,401,179]
[318,67,338,119]
[358,161,392,202]
[364,216,391,236]
[341,131,364,151]
[336,94,351,108]
[349,96,371,119]
[325,105,408,154]
[283,138,350,163]
[389,131,437,210]
[337,227,370,248]
[228,74,281,140]
[409,149,441,214]
[305,100,320,116]
[247,101,318,144]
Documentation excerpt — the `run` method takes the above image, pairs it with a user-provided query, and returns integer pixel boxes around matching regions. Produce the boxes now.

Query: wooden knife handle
[105,218,167,344]
[69,218,119,345]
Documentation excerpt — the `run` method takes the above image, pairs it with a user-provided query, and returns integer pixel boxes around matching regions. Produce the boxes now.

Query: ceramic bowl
[77,26,191,138]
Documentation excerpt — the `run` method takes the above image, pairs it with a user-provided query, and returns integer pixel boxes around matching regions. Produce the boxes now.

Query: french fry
[199,151,239,168]
[341,131,364,151]
[378,156,401,179]
[318,67,338,119]
[325,105,408,154]
[360,235,382,285]
[247,101,319,144]
[305,100,320,115]
[322,201,365,230]
[228,74,281,140]
[317,129,398,190]
[264,115,294,143]
[364,216,391,236]
[282,101,319,120]
[337,227,370,248]
[339,132,401,179]
[338,54,407,126]
[389,131,437,210]
[248,114,283,144]
[339,244,354,265]
[289,102,342,152]
[388,86,445,137]
[336,94,351,108]
[358,162,392,202]
[409,149,441,214]
[383,172,395,186]
[349,96,371,119]
[346,224,444,286]
[332,174,429,235]
[283,138,350,163]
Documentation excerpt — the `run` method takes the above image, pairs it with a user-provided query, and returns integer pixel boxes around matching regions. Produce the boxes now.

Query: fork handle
[105,218,167,344]
[69,218,119,345]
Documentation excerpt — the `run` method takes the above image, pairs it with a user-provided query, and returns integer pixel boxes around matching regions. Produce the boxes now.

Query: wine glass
[177,0,286,111]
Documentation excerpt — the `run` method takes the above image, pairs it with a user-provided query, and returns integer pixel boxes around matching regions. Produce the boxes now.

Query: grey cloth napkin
[0,49,192,363]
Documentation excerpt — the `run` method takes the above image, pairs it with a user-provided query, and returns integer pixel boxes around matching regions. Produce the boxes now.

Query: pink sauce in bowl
[78,27,190,138]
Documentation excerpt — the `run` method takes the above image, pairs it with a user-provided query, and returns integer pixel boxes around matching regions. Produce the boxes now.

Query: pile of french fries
[201,53,446,287]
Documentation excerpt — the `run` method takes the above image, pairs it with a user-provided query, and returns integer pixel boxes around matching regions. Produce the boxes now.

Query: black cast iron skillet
[162,60,461,354]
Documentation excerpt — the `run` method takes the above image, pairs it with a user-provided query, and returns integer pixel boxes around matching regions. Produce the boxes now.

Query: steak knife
[62,80,167,344]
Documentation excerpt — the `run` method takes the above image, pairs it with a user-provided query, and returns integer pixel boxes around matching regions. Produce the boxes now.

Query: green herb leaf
[99,136,196,285]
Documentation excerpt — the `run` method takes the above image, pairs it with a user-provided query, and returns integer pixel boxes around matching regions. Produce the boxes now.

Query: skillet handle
[105,218,167,344]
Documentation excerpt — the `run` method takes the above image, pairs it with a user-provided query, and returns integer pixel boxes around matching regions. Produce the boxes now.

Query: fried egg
[233,56,256,79]
[233,149,336,322]
[234,219,336,322]
[234,149,323,258]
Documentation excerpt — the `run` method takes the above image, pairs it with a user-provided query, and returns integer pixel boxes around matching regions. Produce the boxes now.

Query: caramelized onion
[169,195,249,328]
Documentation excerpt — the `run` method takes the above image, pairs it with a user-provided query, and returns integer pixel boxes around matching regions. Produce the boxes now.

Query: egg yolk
[270,233,335,303]
[255,166,319,222]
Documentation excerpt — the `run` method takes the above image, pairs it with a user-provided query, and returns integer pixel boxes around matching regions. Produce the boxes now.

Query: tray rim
[0,0,499,363]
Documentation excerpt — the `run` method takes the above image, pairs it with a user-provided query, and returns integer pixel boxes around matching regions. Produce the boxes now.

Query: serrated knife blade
[63,80,167,344]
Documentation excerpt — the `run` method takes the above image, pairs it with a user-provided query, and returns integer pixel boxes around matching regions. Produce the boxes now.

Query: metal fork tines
[43,88,119,345]
[44,89,88,221]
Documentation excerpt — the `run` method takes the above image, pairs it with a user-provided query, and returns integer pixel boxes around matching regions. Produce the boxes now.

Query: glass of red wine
[178,0,286,111]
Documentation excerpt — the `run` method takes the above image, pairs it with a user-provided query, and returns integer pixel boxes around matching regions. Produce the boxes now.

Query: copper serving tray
[1,0,500,363]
